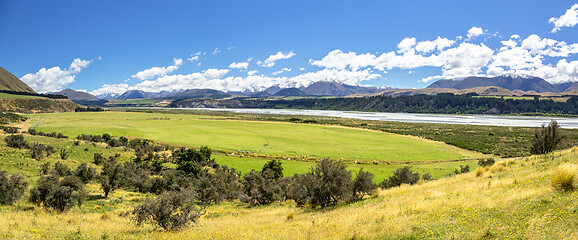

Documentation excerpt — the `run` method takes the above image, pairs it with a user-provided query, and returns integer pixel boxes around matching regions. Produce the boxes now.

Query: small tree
[262,159,283,180]
[131,189,206,231]
[0,170,29,205]
[59,149,69,160]
[531,120,566,154]
[4,134,28,149]
[74,163,96,184]
[28,174,84,212]
[289,159,353,207]
[99,158,126,198]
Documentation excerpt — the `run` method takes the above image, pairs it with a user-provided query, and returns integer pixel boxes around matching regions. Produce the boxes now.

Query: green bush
[0,170,28,205]
[240,169,282,205]
[99,158,126,198]
[130,189,206,231]
[289,159,353,207]
[531,120,566,154]
[352,168,376,201]
[74,163,96,184]
[262,159,283,180]
[380,166,420,189]
[29,174,84,212]
[5,134,28,149]
[478,158,495,167]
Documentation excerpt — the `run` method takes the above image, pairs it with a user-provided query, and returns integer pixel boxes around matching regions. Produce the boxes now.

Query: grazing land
[0,93,45,99]
[28,111,483,163]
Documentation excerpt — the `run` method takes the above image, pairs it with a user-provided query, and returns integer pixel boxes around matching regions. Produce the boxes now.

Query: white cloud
[229,61,249,69]
[549,3,578,33]
[203,69,229,79]
[311,49,377,70]
[557,59,578,79]
[90,83,129,96]
[438,42,494,77]
[415,37,455,53]
[21,58,92,92]
[397,37,416,53]
[466,27,484,39]
[213,48,221,55]
[247,70,258,76]
[258,51,296,67]
[131,58,183,81]
[187,56,199,62]
[272,68,291,75]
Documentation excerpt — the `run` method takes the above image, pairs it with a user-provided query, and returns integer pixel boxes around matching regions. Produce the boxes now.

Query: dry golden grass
[551,163,577,192]
[1,150,577,239]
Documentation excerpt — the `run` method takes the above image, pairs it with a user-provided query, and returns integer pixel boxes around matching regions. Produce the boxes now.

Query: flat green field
[28,112,483,162]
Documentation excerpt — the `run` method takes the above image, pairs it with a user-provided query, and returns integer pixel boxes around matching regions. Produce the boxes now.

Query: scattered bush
[478,158,495,167]
[454,165,470,175]
[0,170,28,205]
[93,153,105,165]
[240,169,281,205]
[130,189,206,231]
[531,120,566,154]
[551,163,577,192]
[0,125,19,134]
[422,173,433,181]
[74,163,96,184]
[352,168,376,201]
[99,158,126,198]
[380,166,420,189]
[5,134,28,149]
[59,149,69,160]
[262,159,283,180]
[289,159,354,207]
[52,162,72,177]
[29,174,84,212]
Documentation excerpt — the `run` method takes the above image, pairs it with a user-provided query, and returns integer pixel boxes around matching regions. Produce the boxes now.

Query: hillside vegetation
[0,129,575,239]
[0,67,35,93]
[0,98,80,113]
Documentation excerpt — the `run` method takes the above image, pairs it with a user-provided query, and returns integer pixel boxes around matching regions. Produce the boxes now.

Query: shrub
[0,170,29,205]
[475,167,486,177]
[240,169,281,205]
[422,173,433,181]
[93,153,105,165]
[380,166,420,189]
[478,158,495,167]
[262,159,283,180]
[59,149,69,160]
[74,163,96,184]
[29,174,84,212]
[551,163,577,192]
[52,162,72,177]
[352,168,376,201]
[196,166,242,204]
[531,120,566,154]
[99,158,126,198]
[289,159,353,207]
[454,165,470,175]
[5,134,28,149]
[130,189,206,231]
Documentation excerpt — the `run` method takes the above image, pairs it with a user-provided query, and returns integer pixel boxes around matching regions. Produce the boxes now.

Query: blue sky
[1,1,577,95]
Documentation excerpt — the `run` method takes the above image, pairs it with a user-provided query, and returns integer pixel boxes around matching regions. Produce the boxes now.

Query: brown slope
[0,67,36,93]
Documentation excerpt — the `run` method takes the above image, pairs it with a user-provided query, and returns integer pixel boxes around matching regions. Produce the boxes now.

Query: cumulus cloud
[397,37,416,53]
[415,37,455,53]
[247,70,258,76]
[229,61,249,69]
[557,59,578,79]
[272,68,291,75]
[258,51,295,67]
[21,58,92,92]
[549,3,578,32]
[90,83,129,96]
[311,50,377,70]
[131,58,183,81]
[466,27,484,39]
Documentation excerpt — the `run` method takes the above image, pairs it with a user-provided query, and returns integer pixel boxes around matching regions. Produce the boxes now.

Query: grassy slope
[28,112,483,162]
[0,93,45,99]
[0,134,575,239]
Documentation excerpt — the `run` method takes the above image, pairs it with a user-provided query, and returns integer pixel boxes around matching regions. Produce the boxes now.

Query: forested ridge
[170,93,578,115]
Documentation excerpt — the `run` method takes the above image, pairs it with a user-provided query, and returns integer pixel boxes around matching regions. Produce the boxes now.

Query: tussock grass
[551,163,577,192]
[1,149,577,239]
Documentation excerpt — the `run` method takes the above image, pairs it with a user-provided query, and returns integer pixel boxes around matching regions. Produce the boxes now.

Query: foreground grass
[0,93,45,99]
[1,146,576,239]
[28,111,483,162]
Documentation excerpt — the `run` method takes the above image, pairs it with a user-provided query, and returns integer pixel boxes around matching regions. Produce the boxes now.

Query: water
[190,108,578,129]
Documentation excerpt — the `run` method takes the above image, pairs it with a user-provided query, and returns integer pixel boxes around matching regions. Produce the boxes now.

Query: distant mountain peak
[428,75,557,93]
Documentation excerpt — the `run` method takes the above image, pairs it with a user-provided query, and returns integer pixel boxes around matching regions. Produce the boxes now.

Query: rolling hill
[52,88,99,101]
[427,75,558,93]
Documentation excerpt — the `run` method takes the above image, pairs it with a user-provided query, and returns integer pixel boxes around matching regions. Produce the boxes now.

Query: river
[189,108,578,129]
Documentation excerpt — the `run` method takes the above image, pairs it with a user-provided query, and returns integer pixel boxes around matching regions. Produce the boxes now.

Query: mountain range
[427,75,578,93]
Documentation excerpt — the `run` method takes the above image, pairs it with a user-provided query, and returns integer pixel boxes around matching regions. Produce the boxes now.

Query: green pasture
[28,112,483,162]
[213,154,477,182]
[0,92,45,99]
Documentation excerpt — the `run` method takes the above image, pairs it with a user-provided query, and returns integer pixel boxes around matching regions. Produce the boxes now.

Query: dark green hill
[0,67,36,93]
